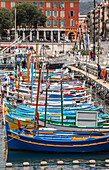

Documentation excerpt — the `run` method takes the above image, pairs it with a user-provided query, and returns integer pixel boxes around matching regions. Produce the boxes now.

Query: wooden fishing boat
[6,101,104,115]
[6,120,109,153]
[6,114,34,130]
[5,101,106,131]
[4,72,104,130]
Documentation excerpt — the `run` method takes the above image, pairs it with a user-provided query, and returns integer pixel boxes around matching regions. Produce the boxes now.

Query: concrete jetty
[68,66,109,90]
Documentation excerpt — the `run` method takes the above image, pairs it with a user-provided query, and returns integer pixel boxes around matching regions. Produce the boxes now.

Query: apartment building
[0,0,79,42]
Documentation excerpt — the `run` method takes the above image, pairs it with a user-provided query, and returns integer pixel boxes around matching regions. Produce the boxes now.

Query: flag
[64,68,69,74]
[40,82,43,94]
[31,56,34,63]
[82,81,85,88]
[28,52,31,57]
[46,70,50,89]
[40,70,43,94]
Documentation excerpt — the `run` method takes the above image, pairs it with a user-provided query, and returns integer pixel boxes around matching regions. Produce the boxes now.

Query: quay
[68,65,109,90]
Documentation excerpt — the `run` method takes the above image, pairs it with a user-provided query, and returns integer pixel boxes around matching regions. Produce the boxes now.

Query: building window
[60,2,64,8]
[70,2,74,8]
[53,11,58,17]
[46,11,51,17]
[46,20,51,27]
[60,20,65,27]
[11,2,15,7]
[70,20,75,26]
[53,20,58,26]
[53,2,58,8]
[69,11,75,17]
[31,2,37,6]
[60,11,65,17]
[1,2,5,7]
[46,2,50,8]
[38,2,44,8]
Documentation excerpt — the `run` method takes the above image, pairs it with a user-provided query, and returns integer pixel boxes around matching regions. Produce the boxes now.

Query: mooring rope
[7,134,19,143]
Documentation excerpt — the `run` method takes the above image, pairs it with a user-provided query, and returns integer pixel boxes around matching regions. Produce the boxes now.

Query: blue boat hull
[6,122,109,153]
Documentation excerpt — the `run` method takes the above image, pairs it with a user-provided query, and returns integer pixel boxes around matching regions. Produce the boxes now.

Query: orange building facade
[0,0,79,42]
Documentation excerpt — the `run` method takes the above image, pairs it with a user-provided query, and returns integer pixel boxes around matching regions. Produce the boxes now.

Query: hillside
[79,1,100,15]
[79,2,93,15]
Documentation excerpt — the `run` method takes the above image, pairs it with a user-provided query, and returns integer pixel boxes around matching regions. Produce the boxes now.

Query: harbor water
[0,87,109,170]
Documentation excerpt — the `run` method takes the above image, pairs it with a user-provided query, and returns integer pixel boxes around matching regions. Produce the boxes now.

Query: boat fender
[72,160,79,165]
[57,161,64,165]
[105,160,109,164]
[40,161,47,166]
[105,160,109,166]
[23,162,30,166]
[89,160,96,164]
[6,163,12,167]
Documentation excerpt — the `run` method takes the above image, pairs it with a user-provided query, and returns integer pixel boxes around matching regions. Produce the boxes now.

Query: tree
[0,8,12,39]
[11,3,47,27]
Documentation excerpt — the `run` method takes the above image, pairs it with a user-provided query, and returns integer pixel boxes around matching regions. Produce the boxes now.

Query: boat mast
[43,44,44,63]
[31,53,34,104]
[34,69,41,129]
[27,53,30,85]
[61,79,63,125]
[35,40,38,79]
[17,61,20,98]
[44,63,49,127]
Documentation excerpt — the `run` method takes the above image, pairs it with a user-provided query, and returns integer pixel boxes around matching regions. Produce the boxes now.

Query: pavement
[64,53,109,71]
[68,65,109,90]
[63,54,109,90]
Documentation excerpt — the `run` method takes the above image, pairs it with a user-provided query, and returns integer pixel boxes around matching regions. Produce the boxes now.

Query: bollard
[23,162,30,166]
[72,160,79,165]
[57,160,64,165]
[6,163,12,167]
[40,161,47,166]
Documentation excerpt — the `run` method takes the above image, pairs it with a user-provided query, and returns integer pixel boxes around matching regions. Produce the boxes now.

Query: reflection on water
[6,150,109,170]
[7,150,109,163]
